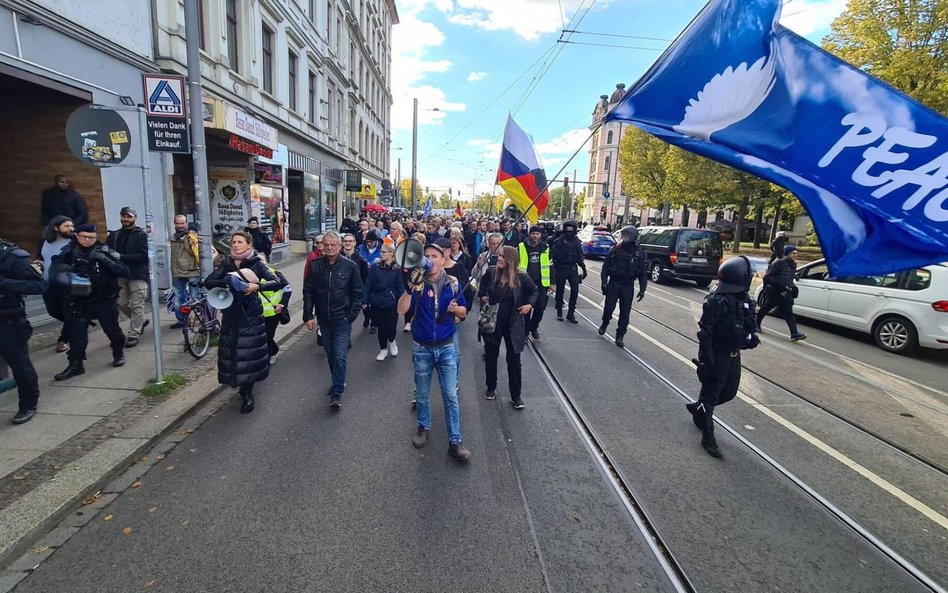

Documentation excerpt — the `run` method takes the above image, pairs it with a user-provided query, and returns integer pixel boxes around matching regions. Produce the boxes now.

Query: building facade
[154,0,397,258]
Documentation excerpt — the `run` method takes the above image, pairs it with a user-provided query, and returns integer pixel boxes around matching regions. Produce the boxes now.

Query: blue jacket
[358,243,381,268]
[363,263,404,309]
[409,275,465,346]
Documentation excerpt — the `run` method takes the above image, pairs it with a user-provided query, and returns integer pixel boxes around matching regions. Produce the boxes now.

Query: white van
[755,259,948,354]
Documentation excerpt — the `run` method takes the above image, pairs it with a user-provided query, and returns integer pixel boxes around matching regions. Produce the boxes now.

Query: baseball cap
[120,206,137,217]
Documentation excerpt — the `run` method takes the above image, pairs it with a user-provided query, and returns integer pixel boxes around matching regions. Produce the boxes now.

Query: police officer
[598,226,647,347]
[0,238,47,424]
[518,225,555,340]
[49,224,129,380]
[550,220,587,323]
[689,256,759,458]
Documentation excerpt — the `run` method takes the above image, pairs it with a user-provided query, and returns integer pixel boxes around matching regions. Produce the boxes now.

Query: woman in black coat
[204,231,282,413]
[362,239,404,360]
[479,245,537,409]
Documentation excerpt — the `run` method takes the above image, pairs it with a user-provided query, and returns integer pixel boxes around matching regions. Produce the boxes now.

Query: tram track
[547,297,946,593]
[575,275,948,479]
[527,340,697,593]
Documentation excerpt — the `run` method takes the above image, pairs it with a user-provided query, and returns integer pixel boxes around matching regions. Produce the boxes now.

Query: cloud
[443,0,614,42]
[779,0,848,37]
[467,71,487,82]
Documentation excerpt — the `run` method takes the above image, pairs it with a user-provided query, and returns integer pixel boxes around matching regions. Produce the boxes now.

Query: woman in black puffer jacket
[363,238,404,361]
[204,231,283,413]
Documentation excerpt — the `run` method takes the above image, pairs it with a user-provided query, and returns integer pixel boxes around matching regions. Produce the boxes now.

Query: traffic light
[425,186,429,194]
[563,176,569,188]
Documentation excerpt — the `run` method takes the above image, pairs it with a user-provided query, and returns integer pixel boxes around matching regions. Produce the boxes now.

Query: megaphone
[394,238,428,270]
[206,287,234,310]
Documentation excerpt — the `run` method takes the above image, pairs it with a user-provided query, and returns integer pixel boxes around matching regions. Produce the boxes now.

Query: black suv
[636,226,722,287]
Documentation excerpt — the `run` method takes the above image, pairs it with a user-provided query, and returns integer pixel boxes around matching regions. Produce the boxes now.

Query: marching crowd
[2,176,803,461]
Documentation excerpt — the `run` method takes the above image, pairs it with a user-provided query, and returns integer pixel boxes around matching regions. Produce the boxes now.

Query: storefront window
[304,172,321,236]
[323,181,337,230]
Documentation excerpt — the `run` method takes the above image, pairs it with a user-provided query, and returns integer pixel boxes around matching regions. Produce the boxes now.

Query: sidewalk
[0,254,310,566]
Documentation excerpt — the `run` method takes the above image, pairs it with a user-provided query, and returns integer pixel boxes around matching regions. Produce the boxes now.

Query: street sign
[603,191,611,198]
[143,75,186,117]
[142,74,190,153]
[65,105,131,167]
[345,170,362,192]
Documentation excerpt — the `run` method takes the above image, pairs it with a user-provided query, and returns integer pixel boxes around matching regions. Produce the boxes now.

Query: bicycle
[179,282,220,359]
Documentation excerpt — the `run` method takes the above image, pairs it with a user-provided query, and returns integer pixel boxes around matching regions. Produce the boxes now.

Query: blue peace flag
[605,0,948,276]
[422,196,433,218]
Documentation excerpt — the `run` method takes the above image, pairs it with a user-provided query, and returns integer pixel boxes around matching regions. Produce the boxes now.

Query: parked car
[633,226,723,287]
[754,259,948,354]
[578,226,616,258]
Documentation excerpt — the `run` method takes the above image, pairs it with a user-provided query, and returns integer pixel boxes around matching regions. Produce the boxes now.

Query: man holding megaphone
[396,239,471,462]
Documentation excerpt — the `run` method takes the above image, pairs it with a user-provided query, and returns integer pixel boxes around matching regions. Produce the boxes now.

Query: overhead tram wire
[557,40,666,51]
[560,29,673,42]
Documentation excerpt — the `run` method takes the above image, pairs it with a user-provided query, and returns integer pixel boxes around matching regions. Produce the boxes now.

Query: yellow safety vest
[259,266,284,317]
[518,242,551,287]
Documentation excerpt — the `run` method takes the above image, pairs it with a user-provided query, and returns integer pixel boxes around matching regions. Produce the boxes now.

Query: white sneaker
[388,341,399,356]
[376,349,388,361]
[269,355,278,365]
[403,322,412,332]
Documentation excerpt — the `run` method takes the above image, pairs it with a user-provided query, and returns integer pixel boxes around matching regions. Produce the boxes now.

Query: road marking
[575,290,948,532]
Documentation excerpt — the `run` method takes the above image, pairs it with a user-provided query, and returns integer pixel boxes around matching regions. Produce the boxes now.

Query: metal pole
[570,168,576,219]
[185,0,213,278]
[137,107,165,384]
[396,157,401,207]
[411,98,418,216]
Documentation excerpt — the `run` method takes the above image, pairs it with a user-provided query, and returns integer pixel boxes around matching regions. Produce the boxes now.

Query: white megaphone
[206,287,234,310]
[394,238,428,270]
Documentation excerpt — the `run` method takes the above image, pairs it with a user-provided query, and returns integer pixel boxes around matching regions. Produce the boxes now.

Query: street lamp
[410,98,440,216]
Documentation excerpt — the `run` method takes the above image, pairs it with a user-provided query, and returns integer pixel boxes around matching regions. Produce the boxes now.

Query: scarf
[231,248,254,263]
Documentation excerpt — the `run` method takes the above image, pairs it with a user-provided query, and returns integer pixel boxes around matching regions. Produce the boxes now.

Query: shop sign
[223,104,277,149]
[143,75,186,117]
[228,134,274,158]
[254,163,283,185]
[65,105,131,167]
[345,169,362,192]
[209,167,249,235]
[357,183,376,198]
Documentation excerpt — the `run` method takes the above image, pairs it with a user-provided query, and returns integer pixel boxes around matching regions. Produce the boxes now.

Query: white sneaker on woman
[388,341,399,356]
[376,349,388,361]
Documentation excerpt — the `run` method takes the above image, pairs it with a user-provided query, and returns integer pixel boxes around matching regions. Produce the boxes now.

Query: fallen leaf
[148,507,158,513]
[165,465,175,471]
[122,527,133,536]
[144,580,156,589]
[12,474,26,481]
[189,449,197,453]
[33,546,49,554]
[52,465,62,470]
[155,454,166,461]
[186,429,194,434]
[82,491,102,505]
[131,481,143,489]
[573,515,581,523]
[103,514,113,522]
[140,456,149,462]
[171,431,187,436]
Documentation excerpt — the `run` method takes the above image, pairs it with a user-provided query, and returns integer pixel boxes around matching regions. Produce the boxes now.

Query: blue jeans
[412,341,462,444]
[172,277,202,323]
[452,322,462,385]
[321,319,352,395]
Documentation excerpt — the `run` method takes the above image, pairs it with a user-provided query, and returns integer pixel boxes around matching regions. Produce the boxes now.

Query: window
[288,50,298,111]
[802,263,830,281]
[261,25,274,94]
[327,85,334,132]
[837,273,901,288]
[308,71,317,124]
[197,0,206,50]
[326,1,332,42]
[606,130,613,144]
[226,0,239,71]
[905,269,932,291]
[603,155,611,173]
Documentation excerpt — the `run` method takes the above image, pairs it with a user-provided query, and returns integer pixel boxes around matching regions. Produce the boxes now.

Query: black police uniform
[0,239,47,423]
[599,238,647,346]
[549,222,586,322]
[690,256,759,457]
[49,240,129,379]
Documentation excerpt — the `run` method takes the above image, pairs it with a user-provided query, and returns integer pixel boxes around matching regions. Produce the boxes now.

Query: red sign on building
[228,134,273,158]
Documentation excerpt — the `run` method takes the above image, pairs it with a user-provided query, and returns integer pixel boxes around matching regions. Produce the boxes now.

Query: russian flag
[496,115,549,224]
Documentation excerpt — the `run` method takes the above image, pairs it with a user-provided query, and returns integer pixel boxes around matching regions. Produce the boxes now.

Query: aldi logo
[143,75,187,118]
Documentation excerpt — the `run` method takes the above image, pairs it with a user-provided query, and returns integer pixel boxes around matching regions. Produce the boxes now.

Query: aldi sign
[143,75,186,118]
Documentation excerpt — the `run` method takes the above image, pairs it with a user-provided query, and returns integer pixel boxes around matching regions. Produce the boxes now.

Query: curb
[0,318,308,571]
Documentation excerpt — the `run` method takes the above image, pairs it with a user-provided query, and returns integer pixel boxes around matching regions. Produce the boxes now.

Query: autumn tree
[823,0,948,115]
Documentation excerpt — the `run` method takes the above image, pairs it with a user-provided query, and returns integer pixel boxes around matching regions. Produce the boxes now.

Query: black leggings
[372,306,398,348]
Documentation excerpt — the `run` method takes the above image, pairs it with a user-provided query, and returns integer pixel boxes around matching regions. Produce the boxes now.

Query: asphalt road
[11,275,948,592]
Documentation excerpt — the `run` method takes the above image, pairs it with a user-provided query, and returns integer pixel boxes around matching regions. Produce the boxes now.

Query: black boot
[598,321,608,335]
[54,359,85,381]
[685,402,705,430]
[701,406,723,458]
[615,332,625,348]
[556,308,564,321]
[566,309,578,324]
[239,385,255,414]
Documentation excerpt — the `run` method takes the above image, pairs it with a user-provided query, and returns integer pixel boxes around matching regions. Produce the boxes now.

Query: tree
[399,178,423,207]
[434,193,453,209]
[823,0,948,115]
[546,187,570,219]
[617,127,671,209]
[574,189,587,216]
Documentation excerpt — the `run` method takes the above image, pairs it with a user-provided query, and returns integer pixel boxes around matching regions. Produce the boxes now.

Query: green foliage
[140,373,188,397]
[822,0,948,115]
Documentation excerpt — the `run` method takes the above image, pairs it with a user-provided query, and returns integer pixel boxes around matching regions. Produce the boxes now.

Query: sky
[387,0,850,203]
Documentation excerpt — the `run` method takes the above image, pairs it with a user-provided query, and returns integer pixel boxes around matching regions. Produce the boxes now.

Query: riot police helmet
[714,256,752,294]
[619,225,639,243]
[563,220,578,233]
